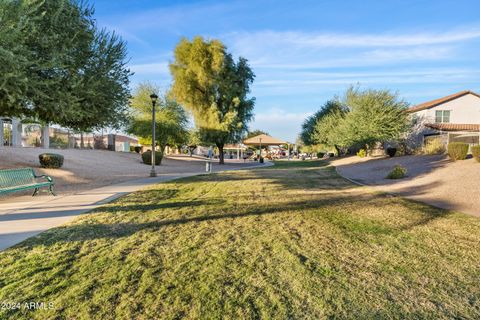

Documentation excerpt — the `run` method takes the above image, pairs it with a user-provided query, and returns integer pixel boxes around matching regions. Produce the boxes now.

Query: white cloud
[129,62,170,75]
[224,27,480,70]
[228,28,480,50]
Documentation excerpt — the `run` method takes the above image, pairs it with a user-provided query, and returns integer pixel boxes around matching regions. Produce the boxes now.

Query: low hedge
[39,153,64,168]
[471,145,480,162]
[141,151,162,165]
[447,142,469,161]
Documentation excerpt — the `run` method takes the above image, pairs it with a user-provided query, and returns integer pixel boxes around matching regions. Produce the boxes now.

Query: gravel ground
[0,147,258,201]
[331,155,479,217]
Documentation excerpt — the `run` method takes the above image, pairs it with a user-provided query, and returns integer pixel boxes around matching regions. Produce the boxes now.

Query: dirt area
[331,155,479,217]
[0,147,258,200]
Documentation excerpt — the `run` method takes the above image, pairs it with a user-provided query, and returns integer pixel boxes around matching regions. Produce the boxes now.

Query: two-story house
[407,90,480,148]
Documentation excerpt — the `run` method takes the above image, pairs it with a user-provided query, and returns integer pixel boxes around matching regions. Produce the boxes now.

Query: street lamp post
[150,93,158,177]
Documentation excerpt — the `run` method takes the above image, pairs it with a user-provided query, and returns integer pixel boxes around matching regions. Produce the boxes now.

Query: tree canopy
[169,36,255,164]
[301,100,346,146]
[127,83,189,164]
[0,0,131,131]
[245,130,269,139]
[310,87,410,154]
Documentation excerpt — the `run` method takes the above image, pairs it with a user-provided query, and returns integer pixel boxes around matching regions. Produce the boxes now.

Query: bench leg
[49,185,56,196]
[32,188,39,197]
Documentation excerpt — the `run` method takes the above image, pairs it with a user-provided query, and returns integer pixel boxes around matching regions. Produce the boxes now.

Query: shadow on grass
[4,159,458,252]
[333,154,450,186]
[14,191,454,250]
[161,160,354,192]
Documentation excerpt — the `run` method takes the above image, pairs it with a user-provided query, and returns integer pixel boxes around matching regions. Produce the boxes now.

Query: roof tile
[408,90,480,113]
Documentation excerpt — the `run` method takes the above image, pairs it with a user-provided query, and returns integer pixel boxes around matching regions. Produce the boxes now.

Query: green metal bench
[0,168,56,196]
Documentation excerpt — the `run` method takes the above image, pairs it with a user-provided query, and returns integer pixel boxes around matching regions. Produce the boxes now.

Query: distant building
[0,116,137,152]
[407,90,480,148]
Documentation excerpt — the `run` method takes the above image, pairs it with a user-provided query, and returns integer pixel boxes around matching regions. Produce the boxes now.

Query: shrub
[471,145,480,162]
[386,147,397,158]
[134,146,142,154]
[424,136,445,155]
[50,135,68,149]
[447,142,469,161]
[317,152,325,159]
[356,149,366,158]
[386,164,407,179]
[141,151,162,165]
[94,137,106,150]
[39,153,64,168]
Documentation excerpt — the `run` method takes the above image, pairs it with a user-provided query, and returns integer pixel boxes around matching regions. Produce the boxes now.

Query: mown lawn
[0,160,479,319]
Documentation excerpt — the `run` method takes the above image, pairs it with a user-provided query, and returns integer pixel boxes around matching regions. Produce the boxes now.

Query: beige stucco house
[407,90,480,148]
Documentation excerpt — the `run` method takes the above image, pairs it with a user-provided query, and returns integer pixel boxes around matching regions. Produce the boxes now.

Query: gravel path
[331,155,479,217]
[0,147,259,201]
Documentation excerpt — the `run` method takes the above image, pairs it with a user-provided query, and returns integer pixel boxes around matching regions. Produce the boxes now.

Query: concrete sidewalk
[0,162,273,251]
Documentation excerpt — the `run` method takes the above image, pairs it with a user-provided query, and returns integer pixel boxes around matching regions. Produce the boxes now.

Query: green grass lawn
[1,160,479,319]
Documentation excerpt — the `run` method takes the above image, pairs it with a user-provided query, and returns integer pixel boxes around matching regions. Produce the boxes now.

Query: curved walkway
[331,155,479,217]
[0,161,273,251]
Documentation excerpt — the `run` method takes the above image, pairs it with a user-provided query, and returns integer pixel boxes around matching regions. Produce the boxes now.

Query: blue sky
[93,0,480,142]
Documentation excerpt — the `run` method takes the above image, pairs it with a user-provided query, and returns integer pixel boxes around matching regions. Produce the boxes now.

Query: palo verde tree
[127,83,189,164]
[340,87,410,151]
[0,0,131,131]
[312,86,410,154]
[169,36,255,164]
[301,100,346,146]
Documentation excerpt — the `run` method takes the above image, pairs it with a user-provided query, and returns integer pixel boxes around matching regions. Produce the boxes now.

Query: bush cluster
[424,137,445,155]
[141,151,162,165]
[471,145,480,163]
[39,153,64,169]
[386,165,407,179]
[447,142,469,161]
[317,152,326,159]
[356,149,367,158]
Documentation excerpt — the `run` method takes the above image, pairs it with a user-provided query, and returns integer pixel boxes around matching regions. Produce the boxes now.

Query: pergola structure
[243,134,287,158]
[243,134,286,147]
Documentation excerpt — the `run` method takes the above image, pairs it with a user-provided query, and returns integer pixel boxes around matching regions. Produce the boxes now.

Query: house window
[435,110,450,123]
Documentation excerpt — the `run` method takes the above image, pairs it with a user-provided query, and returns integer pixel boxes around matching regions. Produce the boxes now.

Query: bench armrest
[35,174,54,183]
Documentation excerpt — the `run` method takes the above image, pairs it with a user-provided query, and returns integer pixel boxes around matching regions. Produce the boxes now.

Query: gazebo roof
[243,134,286,146]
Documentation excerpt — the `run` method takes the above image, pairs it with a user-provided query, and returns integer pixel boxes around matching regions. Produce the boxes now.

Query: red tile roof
[408,90,480,113]
[424,123,480,132]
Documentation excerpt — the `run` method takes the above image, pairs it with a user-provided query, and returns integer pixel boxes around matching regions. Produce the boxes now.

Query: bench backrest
[0,168,36,189]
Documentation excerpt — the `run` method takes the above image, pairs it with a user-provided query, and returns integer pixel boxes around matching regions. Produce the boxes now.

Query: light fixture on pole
[150,93,158,177]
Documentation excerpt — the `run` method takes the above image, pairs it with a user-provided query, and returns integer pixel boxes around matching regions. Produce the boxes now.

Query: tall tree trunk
[334,145,340,156]
[217,143,225,164]
[159,144,167,165]
[80,132,84,148]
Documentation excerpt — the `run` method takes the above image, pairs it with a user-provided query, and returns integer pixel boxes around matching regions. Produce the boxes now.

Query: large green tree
[169,36,255,164]
[312,87,410,154]
[127,83,189,164]
[0,0,131,131]
[301,100,346,146]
